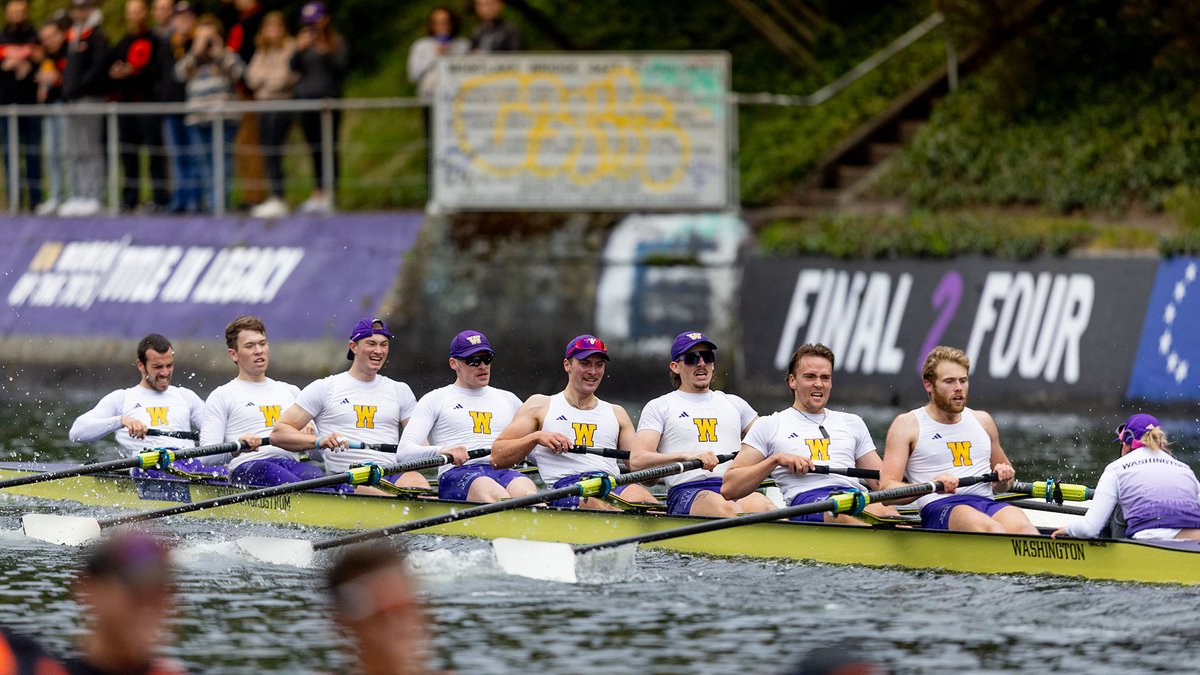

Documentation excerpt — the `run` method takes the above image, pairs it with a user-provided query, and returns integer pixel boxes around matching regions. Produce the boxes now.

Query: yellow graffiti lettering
[469,411,493,435]
[948,441,973,467]
[354,405,377,429]
[571,422,597,447]
[146,407,169,426]
[693,418,718,442]
[259,405,281,428]
[804,437,830,461]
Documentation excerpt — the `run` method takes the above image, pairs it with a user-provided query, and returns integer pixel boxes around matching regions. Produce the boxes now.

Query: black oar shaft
[146,429,200,441]
[99,449,491,528]
[313,454,735,551]
[575,472,999,554]
[567,447,628,459]
[813,465,879,480]
[0,440,246,490]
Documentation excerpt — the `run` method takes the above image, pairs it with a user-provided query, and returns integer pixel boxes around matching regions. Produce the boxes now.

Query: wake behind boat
[2,461,1197,585]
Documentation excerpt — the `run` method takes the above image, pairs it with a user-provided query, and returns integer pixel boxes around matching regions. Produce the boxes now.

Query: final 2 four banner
[739,256,1160,407]
[1127,257,1200,403]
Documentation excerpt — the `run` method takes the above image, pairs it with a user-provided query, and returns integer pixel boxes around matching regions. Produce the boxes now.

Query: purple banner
[0,214,423,340]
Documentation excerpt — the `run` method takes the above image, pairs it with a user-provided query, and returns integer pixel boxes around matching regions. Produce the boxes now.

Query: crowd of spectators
[0,0,524,217]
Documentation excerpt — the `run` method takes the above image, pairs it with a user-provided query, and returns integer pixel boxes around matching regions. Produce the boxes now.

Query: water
[3,399,1200,673]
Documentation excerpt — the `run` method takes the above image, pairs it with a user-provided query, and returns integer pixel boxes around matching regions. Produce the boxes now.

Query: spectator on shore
[60,0,109,217]
[175,12,242,212]
[408,6,468,99]
[470,0,522,52]
[244,10,295,219]
[327,545,435,675]
[0,0,44,213]
[111,0,169,213]
[35,12,70,216]
[158,0,200,213]
[225,0,268,208]
[151,0,171,39]
[290,0,345,215]
[69,531,185,675]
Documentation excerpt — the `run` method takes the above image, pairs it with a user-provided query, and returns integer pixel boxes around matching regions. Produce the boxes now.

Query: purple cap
[85,531,173,589]
[1116,413,1161,447]
[670,331,717,361]
[565,334,608,361]
[346,317,394,360]
[171,0,194,16]
[300,1,327,24]
[450,330,493,358]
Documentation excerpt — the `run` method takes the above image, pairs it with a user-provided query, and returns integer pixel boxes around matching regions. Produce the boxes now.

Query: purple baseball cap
[1116,413,1161,447]
[671,331,717,360]
[347,317,394,360]
[301,1,327,24]
[85,531,173,589]
[450,330,493,358]
[565,334,608,361]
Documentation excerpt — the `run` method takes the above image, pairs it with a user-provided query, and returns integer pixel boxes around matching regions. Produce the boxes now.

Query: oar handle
[1012,479,1094,504]
[98,450,486,528]
[311,454,734,552]
[575,472,999,555]
[567,447,629,460]
[812,465,879,480]
[145,429,201,441]
[346,441,399,451]
[0,438,250,490]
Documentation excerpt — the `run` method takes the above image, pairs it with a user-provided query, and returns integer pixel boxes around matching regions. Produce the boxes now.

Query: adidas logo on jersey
[556,415,568,421]
[339,398,350,404]
[244,402,256,407]
[788,432,799,439]
[132,403,142,408]
[678,412,690,418]
[932,433,942,440]
[453,403,464,409]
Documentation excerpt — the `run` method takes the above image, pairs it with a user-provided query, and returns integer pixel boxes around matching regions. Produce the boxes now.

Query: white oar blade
[235,536,316,567]
[492,538,578,583]
[22,514,103,546]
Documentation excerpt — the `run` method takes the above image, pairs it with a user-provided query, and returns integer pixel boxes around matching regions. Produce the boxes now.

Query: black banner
[738,255,1158,407]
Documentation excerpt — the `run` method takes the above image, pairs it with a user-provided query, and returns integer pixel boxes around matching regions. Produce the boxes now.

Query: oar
[21,449,492,546]
[565,447,879,480]
[1011,479,1094,504]
[145,429,200,441]
[238,454,737,567]
[494,472,999,583]
[0,438,254,491]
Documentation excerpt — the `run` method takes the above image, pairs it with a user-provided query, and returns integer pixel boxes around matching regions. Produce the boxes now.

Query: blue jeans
[0,114,43,209]
[187,119,236,212]
[163,114,199,212]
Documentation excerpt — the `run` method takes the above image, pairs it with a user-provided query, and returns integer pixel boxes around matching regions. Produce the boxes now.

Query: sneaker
[74,198,102,217]
[250,197,289,219]
[56,198,81,216]
[35,199,59,216]
[299,193,330,215]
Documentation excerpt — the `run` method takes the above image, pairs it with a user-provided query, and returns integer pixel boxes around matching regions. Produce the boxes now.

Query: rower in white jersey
[69,333,219,478]
[1054,413,1200,541]
[722,343,900,524]
[397,330,534,503]
[201,316,332,488]
[270,318,432,491]
[881,345,1037,534]
[629,331,774,517]
[492,334,659,510]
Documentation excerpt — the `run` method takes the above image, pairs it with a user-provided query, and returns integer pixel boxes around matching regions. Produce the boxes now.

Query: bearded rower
[397,330,531,502]
[270,318,429,490]
[69,333,220,477]
[880,345,1037,534]
[492,334,659,510]
[629,331,774,517]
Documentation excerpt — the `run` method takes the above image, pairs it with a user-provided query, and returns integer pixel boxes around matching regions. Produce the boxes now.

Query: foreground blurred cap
[301,1,327,24]
[84,531,173,589]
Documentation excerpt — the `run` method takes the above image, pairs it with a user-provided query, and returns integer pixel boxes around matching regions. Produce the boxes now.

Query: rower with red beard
[880,345,1037,534]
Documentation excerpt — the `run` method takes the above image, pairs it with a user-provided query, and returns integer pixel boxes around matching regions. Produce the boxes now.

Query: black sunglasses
[462,353,494,367]
[679,350,716,366]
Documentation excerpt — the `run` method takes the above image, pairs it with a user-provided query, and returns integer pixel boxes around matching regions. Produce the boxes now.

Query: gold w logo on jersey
[354,405,377,429]
[948,441,973,467]
[469,411,493,435]
[805,437,830,461]
[571,422,597,447]
[259,405,281,427]
[693,418,718,442]
[146,406,169,426]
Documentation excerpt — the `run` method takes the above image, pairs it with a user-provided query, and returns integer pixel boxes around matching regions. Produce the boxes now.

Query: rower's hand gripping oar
[0,438,253,491]
[493,471,1000,583]
[21,448,490,546]
[565,447,879,481]
[238,454,738,567]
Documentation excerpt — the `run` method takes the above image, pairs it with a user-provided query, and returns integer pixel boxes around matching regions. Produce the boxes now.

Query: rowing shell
[1,463,1196,585]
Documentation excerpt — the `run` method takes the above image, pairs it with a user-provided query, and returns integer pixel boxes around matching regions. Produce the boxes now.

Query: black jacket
[0,21,40,104]
[63,23,111,101]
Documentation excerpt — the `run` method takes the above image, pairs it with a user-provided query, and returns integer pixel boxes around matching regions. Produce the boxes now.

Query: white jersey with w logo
[202,377,303,471]
[741,407,874,502]
[906,406,993,509]
[69,384,204,456]
[637,390,756,488]
[294,372,416,473]
[399,384,521,475]
[532,393,620,486]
